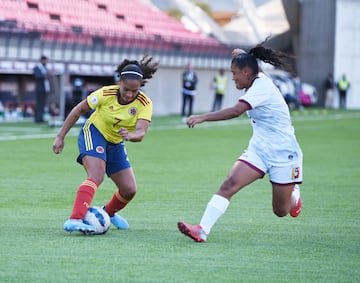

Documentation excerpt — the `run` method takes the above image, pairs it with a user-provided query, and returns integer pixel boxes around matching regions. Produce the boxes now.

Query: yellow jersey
[86,85,152,144]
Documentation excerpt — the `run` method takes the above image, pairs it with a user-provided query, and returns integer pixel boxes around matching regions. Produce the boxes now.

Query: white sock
[199,194,230,235]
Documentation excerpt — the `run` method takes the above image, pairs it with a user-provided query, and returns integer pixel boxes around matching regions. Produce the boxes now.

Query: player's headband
[120,64,143,79]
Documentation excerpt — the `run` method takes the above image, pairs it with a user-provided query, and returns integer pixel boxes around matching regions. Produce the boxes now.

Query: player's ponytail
[139,54,159,86]
[232,37,294,74]
[116,54,159,86]
[248,37,294,73]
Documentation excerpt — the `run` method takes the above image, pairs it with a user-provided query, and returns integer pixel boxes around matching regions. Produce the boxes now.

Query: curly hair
[115,54,159,86]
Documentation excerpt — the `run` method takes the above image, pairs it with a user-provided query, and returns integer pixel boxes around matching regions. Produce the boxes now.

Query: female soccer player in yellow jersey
[53,55,159,234]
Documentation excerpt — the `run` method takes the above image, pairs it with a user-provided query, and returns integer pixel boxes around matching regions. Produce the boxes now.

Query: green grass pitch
[0,109,359,283]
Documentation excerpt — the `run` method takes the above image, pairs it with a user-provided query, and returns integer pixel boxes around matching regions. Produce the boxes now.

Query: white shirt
[239,72,302,166]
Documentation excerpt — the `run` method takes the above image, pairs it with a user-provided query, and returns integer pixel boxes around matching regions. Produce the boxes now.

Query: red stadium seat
[0,0,231,56]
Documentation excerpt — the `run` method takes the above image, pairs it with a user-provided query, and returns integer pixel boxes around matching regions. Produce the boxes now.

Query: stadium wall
[0,56,238,118]
[141,65,239,116]
[0,28,238,117]
[295,0,336,107]
[334,0,360,109]
[292,0,359,109]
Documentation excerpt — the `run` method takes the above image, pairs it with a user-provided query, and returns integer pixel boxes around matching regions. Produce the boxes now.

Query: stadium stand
[0,0,231,57]
[0,0,235,120]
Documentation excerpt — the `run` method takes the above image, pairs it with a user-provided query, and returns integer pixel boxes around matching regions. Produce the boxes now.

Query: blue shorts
[77,123,131,176]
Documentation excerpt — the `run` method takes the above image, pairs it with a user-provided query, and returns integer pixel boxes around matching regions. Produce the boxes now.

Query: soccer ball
[84,206,110,235]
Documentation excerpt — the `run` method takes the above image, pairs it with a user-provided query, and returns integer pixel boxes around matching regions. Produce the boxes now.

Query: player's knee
[119,186,137,200]
[89,175,104,186]
[219,176,238,196]
[128,189,136,200]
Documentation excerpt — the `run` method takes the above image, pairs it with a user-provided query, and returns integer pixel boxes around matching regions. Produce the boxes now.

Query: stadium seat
[0,0,231,56]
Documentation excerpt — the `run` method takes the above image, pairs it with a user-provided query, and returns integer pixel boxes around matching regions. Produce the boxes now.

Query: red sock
[69,178,98,219]
[104,190,131,216]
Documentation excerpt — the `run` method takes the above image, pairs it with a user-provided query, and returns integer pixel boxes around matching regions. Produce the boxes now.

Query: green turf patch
[0,109,359,282]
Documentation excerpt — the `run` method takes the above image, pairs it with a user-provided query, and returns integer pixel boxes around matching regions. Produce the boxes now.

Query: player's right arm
[52,99,91,154]
[187,100,250,128]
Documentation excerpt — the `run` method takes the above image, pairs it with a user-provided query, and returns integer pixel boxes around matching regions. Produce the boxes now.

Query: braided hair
[115,54,159,87]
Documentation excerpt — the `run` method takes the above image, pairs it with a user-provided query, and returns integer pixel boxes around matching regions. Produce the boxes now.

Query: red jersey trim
[238,159,265,176]
[239,99,252,110]
[103,88,118,96]
[137,93,150,106]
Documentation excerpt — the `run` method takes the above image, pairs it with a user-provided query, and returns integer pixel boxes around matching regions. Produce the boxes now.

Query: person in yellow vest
[337,74,350,109]
[211,69,227,111]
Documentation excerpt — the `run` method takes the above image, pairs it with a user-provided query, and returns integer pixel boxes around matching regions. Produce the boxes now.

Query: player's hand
[232,48,246,58]
[119,127,130,141]
[52,137,64,154]
[187,115,204,128]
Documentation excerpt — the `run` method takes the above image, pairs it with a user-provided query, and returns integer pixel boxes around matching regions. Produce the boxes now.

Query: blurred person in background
[65,78,86,119]
[178,40,303,243]
[181,62,198,122]
[72,78,85,107]
[33,55,51,123]
[324,72,334,109]
[52,55,159,234]
[211,69,227,111]
[0,100,5,121]
[337,74,350,109]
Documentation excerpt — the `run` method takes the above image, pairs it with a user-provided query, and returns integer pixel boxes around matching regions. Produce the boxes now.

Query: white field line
[150,112,360,130]
[0,128,78,141]
[0,112,359,141]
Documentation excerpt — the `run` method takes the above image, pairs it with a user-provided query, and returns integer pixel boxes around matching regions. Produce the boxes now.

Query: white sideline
[0,112,359,141]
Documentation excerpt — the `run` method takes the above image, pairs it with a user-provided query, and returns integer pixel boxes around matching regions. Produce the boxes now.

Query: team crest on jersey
[90,96,98,105]
[129,107,137,116]
[96,146,104,153]
[292,167,300,179]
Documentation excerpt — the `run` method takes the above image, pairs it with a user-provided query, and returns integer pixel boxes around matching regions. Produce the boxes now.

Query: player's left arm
[119,119,150,142]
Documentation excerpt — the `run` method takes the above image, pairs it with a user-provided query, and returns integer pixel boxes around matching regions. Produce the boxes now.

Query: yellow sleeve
[138,101,153,122]
[87,88,104,110]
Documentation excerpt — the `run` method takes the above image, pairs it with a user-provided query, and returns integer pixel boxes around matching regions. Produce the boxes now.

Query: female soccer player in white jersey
[178,41,303,242]
[53,55,159,234]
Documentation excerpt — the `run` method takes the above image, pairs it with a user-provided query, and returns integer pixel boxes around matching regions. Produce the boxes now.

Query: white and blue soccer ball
[84,206,110,235]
